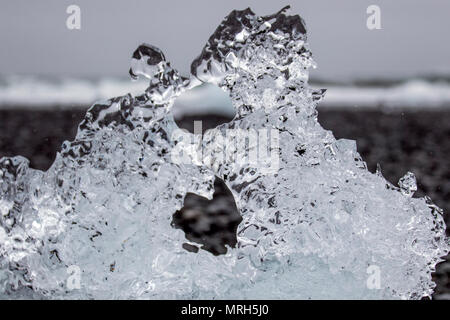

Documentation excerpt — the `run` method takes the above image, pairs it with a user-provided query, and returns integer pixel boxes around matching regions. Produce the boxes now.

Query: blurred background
[0,0,449,298]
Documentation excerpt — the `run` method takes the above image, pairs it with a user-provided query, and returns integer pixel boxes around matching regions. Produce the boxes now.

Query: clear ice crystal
[398,172,417,197]
[0,7,448,299]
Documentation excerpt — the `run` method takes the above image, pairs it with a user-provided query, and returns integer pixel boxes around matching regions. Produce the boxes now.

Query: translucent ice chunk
[0,6,448,299]
[398,172,417,197]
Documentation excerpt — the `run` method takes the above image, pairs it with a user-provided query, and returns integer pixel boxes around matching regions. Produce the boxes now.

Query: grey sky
[0,0,449,80]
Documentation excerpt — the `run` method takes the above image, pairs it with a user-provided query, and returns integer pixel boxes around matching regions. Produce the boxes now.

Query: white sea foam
[0,75,148,108]
[1,75,450,114]
[322,80,450,109]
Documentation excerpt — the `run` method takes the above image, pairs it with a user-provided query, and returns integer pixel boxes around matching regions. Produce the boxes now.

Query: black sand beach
[0,107,449,298]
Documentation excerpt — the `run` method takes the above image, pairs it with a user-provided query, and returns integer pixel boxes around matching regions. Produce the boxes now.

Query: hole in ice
[173,83,234,133]
[171,177,242,255]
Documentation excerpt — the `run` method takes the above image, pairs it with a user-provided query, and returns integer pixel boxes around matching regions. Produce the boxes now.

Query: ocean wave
[0,75,450,113]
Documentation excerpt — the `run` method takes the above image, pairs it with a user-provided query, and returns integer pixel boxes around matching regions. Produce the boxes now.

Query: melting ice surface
[0,7,448,299]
